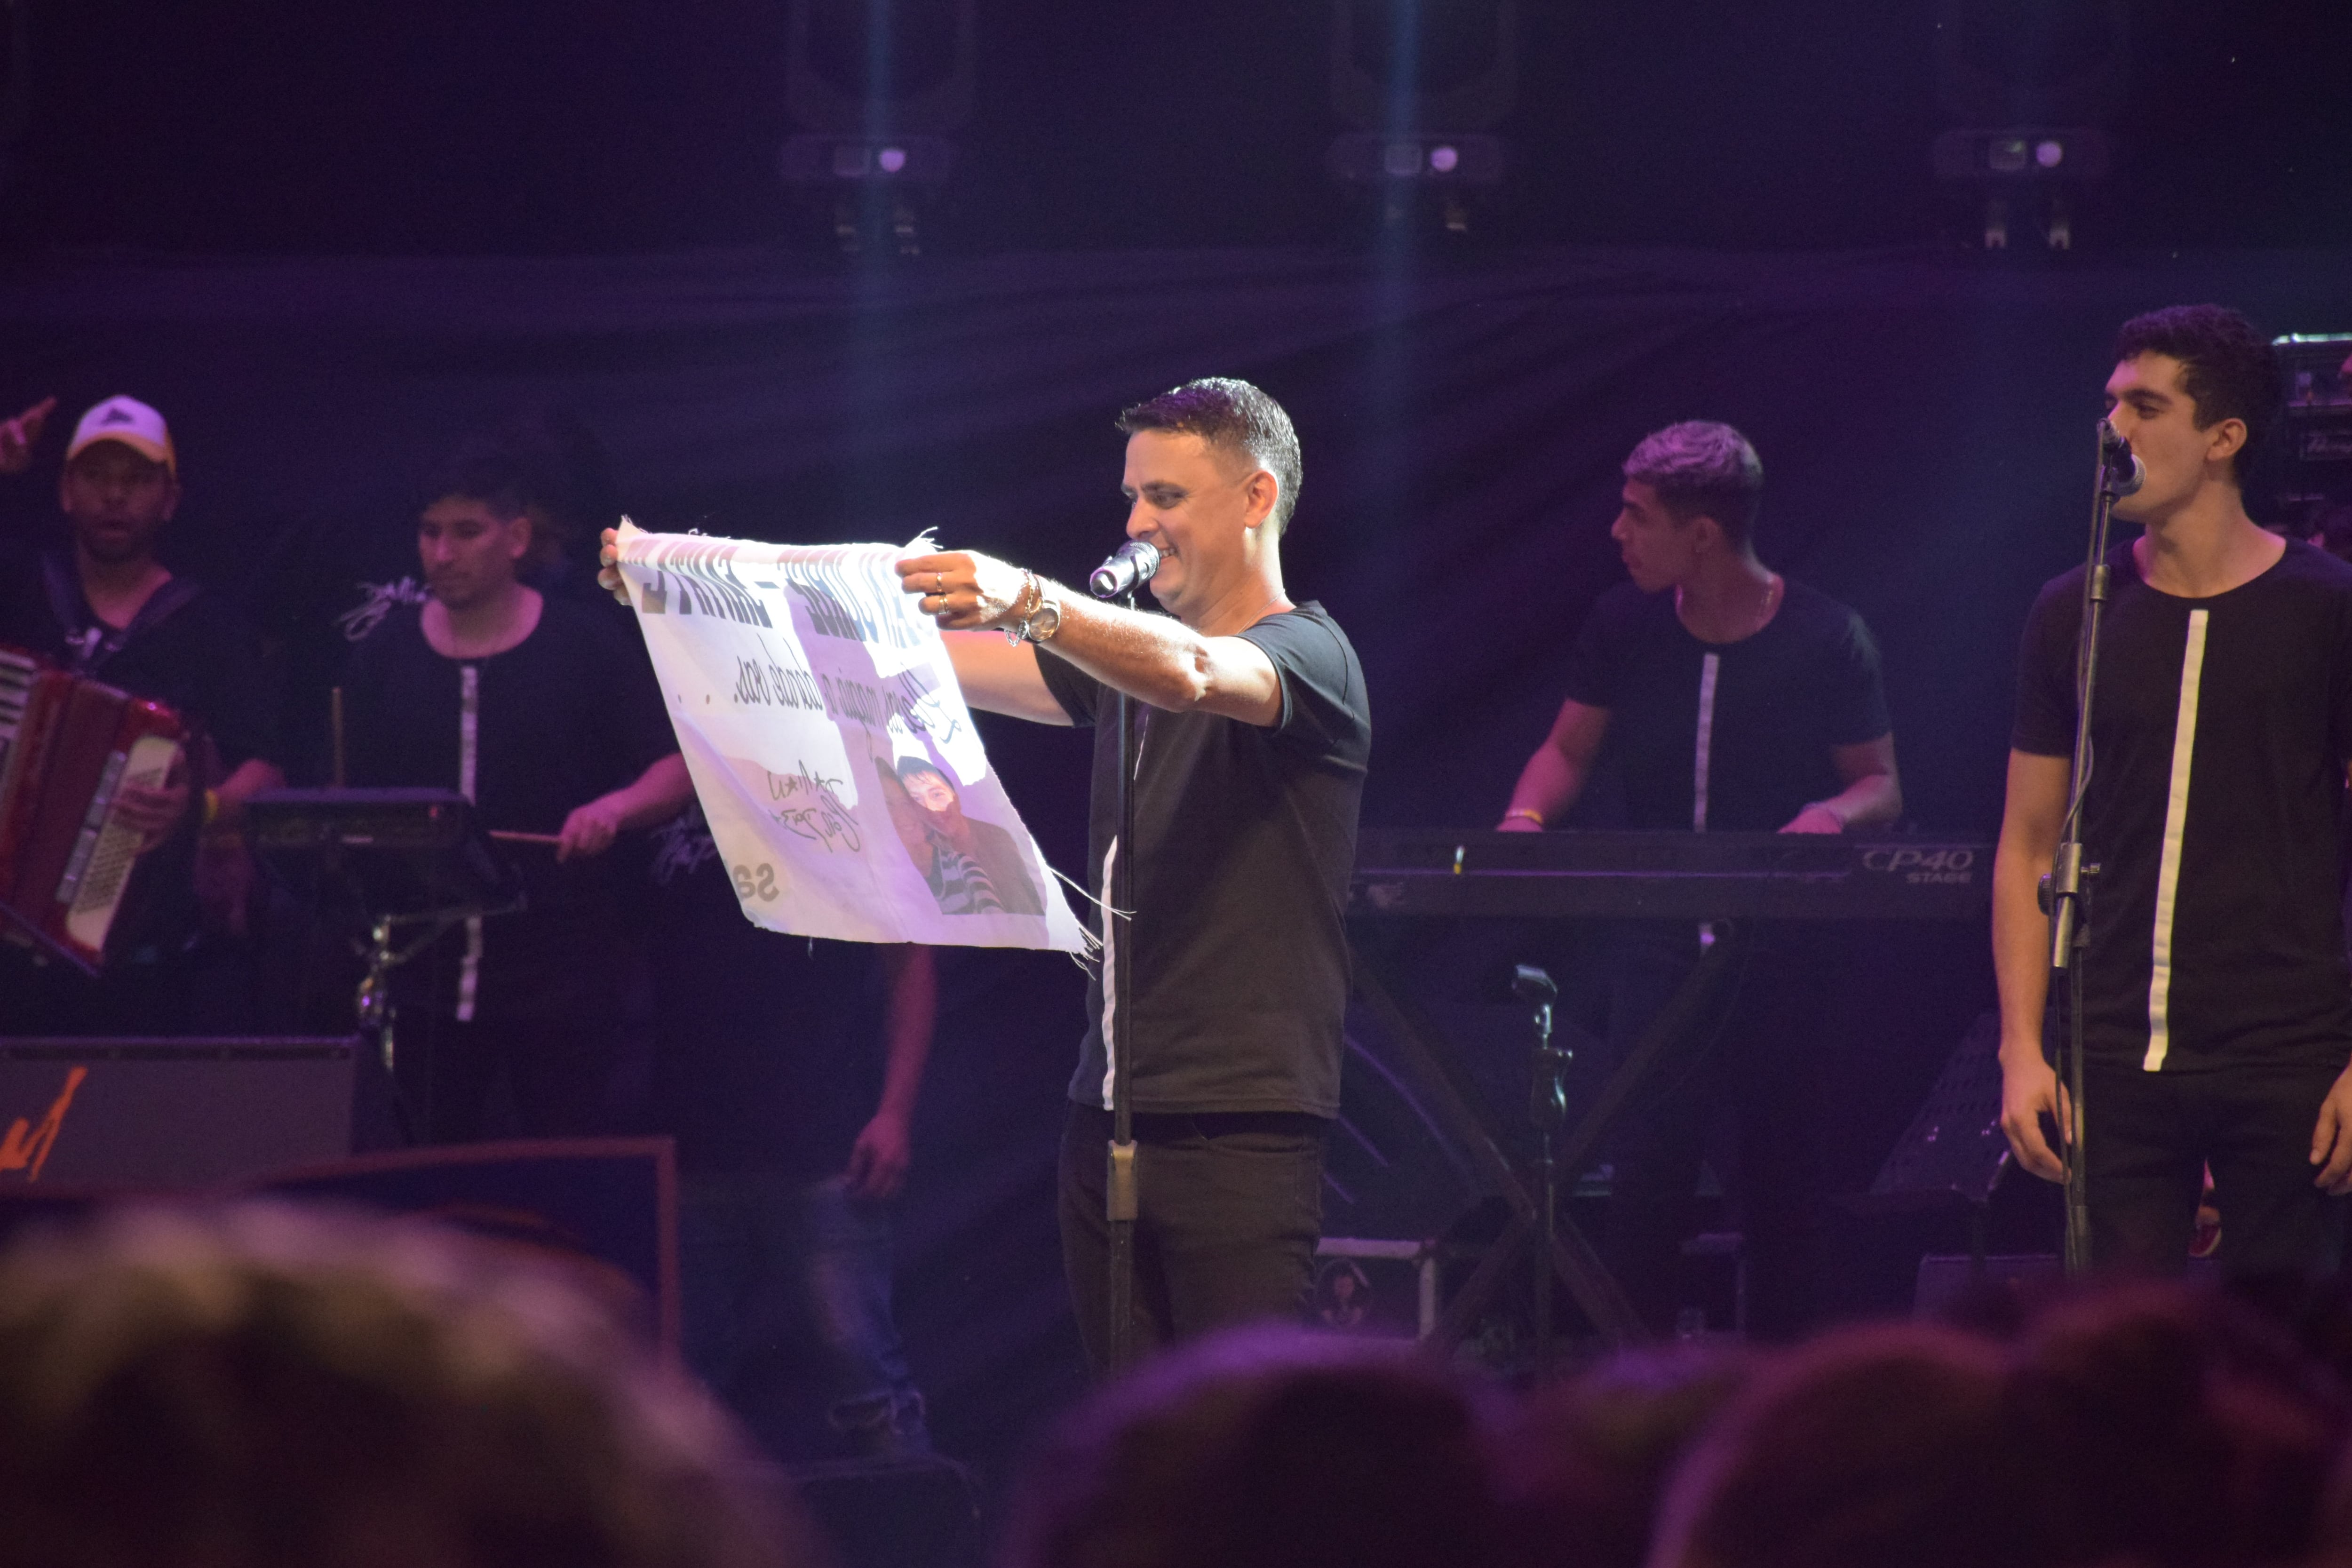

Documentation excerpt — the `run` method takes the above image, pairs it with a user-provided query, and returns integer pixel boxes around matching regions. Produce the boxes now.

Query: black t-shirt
[1037,601,1371,1118]
[1563,579,1891,831]
[639,806,885,1179]
[0,548,279,772]
[0,547,281,961]
[2013,538,2352,1074]
[341,596,674,1019]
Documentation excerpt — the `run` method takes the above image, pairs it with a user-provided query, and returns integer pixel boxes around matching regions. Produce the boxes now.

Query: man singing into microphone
[897,378,1370,1372]
[1495,420,1899,1338]
[1996,305,2352,1275]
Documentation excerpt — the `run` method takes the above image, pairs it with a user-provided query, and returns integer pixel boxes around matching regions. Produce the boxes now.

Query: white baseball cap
[66,395,176,478]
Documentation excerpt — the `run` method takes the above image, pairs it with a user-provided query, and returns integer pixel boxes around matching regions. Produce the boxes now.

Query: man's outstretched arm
[933,631,1073,725]
[898,550,1285,728]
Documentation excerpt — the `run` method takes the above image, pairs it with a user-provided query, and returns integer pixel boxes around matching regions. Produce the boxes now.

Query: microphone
[1089,540,1161,600]
[2099,422,2145,498]
[1509,964,1557,1006]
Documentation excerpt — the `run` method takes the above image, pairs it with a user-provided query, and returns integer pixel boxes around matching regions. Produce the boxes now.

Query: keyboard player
[1496,420,1899,1339]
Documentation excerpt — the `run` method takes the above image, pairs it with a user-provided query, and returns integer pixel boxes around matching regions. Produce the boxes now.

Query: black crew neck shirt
[0,548,278,772]
[1562,578,1891,832]
[341,596,675,1020]
[2013,537,2352,1074]
[1037,601,1371,1118]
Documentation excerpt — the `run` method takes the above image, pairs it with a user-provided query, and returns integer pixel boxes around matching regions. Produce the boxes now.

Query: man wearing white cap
[0,395,283,1030]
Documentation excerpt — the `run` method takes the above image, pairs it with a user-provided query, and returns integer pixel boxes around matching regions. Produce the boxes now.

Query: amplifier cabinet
[0,1037,357,1187]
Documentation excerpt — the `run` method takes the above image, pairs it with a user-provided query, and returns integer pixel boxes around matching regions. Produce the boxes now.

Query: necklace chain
[1677,572,1780,638]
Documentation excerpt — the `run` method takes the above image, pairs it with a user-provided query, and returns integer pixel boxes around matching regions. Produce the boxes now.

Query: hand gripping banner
[612,522,1087,952]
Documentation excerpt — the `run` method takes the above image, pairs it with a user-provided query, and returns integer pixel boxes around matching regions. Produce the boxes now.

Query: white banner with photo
[611,521,1087,953]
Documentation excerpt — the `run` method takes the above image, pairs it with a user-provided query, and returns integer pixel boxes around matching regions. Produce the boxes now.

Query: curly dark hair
[2114,304,2282,485]
[1116,378,1303,535]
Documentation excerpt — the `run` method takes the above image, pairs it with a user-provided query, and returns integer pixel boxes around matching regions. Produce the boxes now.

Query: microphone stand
[2047,422,2138,1277]
[1100,577,1144,1375]
[1514,965,1567,1380]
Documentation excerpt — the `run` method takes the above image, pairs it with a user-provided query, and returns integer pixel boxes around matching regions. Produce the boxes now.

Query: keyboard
[1350,829,1991,922]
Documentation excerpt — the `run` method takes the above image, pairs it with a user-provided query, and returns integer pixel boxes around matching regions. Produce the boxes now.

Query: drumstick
[488,830,564,846]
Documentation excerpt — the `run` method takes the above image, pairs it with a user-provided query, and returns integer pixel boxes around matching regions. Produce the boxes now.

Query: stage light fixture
[777,0,976,256]
[1329,133,1505,187]
[780,134,954,184]
[1930,0,2126,251]
[1326,0,1518,236]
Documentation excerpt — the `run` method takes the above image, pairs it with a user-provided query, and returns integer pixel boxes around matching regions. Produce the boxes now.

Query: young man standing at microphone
[898,378,1370,1372]
[1996,305,2352,1275]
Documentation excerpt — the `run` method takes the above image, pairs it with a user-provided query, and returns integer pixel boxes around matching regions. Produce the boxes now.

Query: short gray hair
[1117,378,1304,535]
[1623,421,1764,544]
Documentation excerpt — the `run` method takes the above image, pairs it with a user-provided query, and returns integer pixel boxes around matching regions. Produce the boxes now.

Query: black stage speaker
[0,1036,359,1187]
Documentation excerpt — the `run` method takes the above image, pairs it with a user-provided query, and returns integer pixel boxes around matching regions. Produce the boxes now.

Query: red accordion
[0,645,185,972]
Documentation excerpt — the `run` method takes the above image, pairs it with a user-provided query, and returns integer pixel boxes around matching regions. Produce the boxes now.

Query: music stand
[246,788,526,1096]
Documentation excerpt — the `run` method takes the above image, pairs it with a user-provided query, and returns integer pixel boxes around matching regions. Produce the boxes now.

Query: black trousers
[1058,1102,1327,1377]
[2083,1059,2347,1277]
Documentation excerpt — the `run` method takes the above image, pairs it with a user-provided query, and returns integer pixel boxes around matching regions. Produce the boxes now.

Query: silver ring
[936,572,946,593]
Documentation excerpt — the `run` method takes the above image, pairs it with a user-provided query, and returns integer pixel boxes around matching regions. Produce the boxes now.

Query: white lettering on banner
[613,522,1086,954]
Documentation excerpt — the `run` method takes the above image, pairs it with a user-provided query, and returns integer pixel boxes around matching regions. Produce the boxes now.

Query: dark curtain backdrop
[3,242,2346,1477]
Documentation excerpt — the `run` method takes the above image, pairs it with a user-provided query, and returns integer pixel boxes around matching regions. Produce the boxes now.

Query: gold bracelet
[1503,806,1544,827]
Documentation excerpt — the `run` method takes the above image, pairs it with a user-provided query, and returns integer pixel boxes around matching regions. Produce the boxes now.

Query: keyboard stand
[1350,920,1754,1355]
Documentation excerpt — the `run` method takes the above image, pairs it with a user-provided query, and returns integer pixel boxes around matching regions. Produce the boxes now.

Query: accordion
[0,646,185,972]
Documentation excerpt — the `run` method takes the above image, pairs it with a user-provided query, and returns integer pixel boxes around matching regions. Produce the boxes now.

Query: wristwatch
[1024,582,1063,643]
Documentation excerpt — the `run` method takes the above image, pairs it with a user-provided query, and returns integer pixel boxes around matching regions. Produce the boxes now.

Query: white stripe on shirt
[1098,712,1147,1108]
[1097,836,1119,1109]
[1695,652,1721,950]
[457,663,484,1024]
[1693,652,1720,833]
[2144,609,2209,1072]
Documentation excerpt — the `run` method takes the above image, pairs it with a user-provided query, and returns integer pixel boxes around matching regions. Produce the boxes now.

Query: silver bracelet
[1001,572,1041,645]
